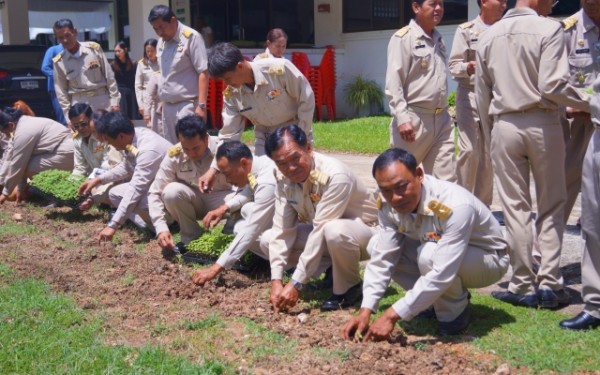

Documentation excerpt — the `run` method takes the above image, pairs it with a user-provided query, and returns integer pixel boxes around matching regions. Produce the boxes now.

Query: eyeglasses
[552,0,559,7]
[72,120,90,130]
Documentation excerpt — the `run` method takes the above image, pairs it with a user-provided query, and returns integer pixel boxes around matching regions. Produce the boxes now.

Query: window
[343,0,468,33]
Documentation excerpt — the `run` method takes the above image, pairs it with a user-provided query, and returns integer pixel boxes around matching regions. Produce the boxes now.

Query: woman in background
[135,39,160,123]
[111,41,141,120]
[254,28,288,60]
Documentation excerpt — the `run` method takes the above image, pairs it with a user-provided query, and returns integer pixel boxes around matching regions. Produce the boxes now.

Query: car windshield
[0,50,45,70]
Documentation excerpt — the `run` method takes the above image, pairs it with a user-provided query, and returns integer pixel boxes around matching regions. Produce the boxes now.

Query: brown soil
[0,202,513,374]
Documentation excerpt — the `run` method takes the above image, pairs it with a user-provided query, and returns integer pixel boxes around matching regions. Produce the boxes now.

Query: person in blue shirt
[41,44,67,125]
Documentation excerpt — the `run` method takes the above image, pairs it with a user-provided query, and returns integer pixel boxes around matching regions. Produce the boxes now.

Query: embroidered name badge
[575,48,590,54]
[415,44,426,49]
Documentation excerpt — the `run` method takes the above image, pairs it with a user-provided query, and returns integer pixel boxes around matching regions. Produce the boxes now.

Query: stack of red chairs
[207,77,224,129]
[291,46,336,121]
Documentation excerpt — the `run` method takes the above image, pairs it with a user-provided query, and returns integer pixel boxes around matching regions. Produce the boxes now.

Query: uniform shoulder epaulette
[267,65,285,76]
[138,58,145,64]
[86,41,101,50]
[125,144,138,156]
[376,194,383,210]
[395,26,410,38]
[52,52,63,63]
[71,130,79,139]
[274,169,286,183]
[248,173,258,191]
[223,85,234,100]
[258,52,269,58]
[182,29,192,38]
[458,21,474,29]
[168,144,182,157]
[308,169,329,185]
[427,200,453,220]
[561,15,578,31]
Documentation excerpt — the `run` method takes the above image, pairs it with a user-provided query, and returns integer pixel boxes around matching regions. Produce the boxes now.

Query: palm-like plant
[344,75,384,116]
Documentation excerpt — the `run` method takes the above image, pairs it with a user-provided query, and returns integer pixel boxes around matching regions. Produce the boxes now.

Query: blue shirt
[41,44,64,92]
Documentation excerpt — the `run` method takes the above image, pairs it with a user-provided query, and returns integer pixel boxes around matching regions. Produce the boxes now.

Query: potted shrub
[344,75,384,117]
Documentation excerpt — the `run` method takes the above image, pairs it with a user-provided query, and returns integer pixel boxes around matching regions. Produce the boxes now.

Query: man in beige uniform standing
[561,2,600,224]
[475,0,590,308]
[192,141,276,285]
[261,125,378,313]
[448,0,506,206]
[342,148,509,339]
[53,19,120,128]
[148,5,208,144]
[148,115,232,252]
[386,0,455,182]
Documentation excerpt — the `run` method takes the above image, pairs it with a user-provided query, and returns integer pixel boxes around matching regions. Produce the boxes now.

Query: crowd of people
[0,0,599,345]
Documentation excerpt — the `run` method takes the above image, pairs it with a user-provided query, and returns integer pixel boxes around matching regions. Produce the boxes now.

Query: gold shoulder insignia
[182,29,192,38]
[459,21,474,29]
[125,144,138,156]
[274,169,286,182]
[376,194,383,210]
[427,200,453,220]
[267,65,285,76]
[168,144,182,157]
[71,131,79,139]
[223,85,234,100]
[309,170,329,185]
[86,41,101,50]
[395,26,410,37]
[258,52,269,58]
[52,52,63,63]
[562,15,578,31]
[248,173,257,191]
[138,58,145,64]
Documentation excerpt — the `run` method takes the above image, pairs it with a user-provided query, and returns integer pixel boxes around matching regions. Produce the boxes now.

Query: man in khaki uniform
[261,125,378,313]
[475,0,590,309]
[52,19,120,128]
[560,75,600,331]
[561,3,600,224]
[148,5,208,144]
[148,115,233,252]
[448,0,506,206]
[342,149,509,340]
[385,0,455,182]
[192,141,277,286]
[79,111,172,242]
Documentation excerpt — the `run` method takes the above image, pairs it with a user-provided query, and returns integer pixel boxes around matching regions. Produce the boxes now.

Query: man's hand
[203,205,228,229]
[79,197,94,212]
[98,226,116,243]
[466,61,476,76]
[397,121,416,143]
[192,264,225,286]
[79,177,101,196]
[144,115,151,125]
[566,107,591,120]
[363,308,400,342]
[275,282,300,311]
[269,280,284,314]
[342,308,373,342]
[198,168,218,194]
[0,194,7,205]
[139,107,144,116]
[195,106,207,121]
[156,231,175,250]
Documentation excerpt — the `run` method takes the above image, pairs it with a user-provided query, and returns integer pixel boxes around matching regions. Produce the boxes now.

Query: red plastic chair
[207,77,224,129]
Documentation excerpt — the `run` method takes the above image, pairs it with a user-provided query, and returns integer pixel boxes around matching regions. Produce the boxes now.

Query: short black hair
[372,148,418,177]
[68,102,92,120]
[148,5,175,23]
[265,124,307,159]
[53,19,74,31]
[175,115,208,139]
[208,42,245,78]
[94,111,134,139]
[0,107,23,130]
[216,141,253,163]
[90,109,108,126]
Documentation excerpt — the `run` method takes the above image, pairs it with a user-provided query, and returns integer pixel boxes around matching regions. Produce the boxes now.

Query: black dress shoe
[438,304,471,335]
[491,290,538,308]
[321,283,362,311]
[537,288,570,309]
[559,312,600,330]
[416,307,436,319]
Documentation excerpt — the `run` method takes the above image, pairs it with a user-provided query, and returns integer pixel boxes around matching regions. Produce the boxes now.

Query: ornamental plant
[30,170,87,204]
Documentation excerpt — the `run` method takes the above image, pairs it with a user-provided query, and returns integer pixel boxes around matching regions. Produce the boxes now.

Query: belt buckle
[85,91,95,97]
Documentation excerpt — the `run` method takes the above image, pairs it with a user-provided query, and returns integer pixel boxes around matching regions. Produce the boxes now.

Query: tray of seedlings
[29,169,88,208]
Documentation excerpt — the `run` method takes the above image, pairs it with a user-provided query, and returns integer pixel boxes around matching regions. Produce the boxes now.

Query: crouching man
[342,148,509,339]
[262,125,378,313]
[192,141,277,285]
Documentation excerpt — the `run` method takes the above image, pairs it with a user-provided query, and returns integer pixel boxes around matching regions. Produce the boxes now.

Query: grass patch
[182,313,224,331]
[0,221,39,238]
[0,264,232,374]
[237,317,298,362]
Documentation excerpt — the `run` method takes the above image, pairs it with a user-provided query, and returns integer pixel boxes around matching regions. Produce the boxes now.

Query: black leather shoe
[491,290,538,308]
[321,283,362,311]
[416,307,436,319]
[559,312,600,330]
[438,304,471,335]
[173,242,188,255]
[537,288,570,309]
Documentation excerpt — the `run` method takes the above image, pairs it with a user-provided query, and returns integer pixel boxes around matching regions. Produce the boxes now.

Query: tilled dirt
[1,203,514,374]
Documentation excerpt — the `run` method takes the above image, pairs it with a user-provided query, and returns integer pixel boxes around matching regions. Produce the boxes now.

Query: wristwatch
[292,279,304,291]
[197,102,206,109]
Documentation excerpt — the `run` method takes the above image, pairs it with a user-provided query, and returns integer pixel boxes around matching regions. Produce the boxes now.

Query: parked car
[0,45,54,119]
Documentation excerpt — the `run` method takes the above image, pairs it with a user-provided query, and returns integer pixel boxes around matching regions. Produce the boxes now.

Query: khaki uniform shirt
[562,10,600,91]
[72,134,122,177]
[135,58,160,110]
[53,41,120,120]
[362,175,507,319]
[148,136,231,234]
[386,19,448,126]
[475,7,590,138]
[98,127,172,226]
[253,48,280,61]
[158,22,207,103]
[0,133,9,183]
[219,59,315,143]
[1,116,73,195]
[269,152,378,283]
[217,155,277,269]
[143,72,162,117]
[449,16,489,89]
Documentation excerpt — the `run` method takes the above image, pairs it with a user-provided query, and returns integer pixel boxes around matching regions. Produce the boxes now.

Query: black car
[0,45,54,119]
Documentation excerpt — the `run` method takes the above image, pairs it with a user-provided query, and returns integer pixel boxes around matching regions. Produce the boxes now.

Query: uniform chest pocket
[84,62,104,83]
[569,54,594,69]
[412,47,431,69]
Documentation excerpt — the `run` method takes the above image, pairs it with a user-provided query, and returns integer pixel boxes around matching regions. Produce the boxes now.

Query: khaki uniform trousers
[260,218,375,294]
[454,86,493,206]
[370,237,509,322]
[72,92,111,114]
[26,138,74,178]
[491,110,566,295]
[580,130,600,319]
[162,182,231,244]
[161,101,196,144]
[561,115,595,223]
[231,201,268,255]
[108,183,153,230]
[390,109,456,182]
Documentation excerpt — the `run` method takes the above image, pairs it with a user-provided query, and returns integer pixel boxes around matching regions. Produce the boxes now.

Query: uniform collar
[250,62,269,90]
[581,9,599,34]
[65,42,86,60]
[409,18,442,42]
[415,175,435,216]
[503,7,538,19]
[168,22,184,44]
